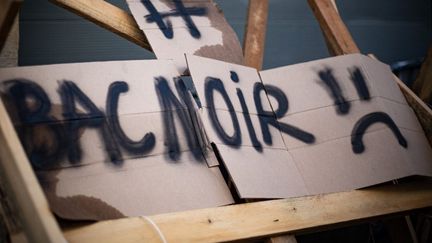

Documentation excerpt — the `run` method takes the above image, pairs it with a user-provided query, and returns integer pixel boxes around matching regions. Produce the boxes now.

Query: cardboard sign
[187,54,432,199]
[1,54,431,220]
[0,60,234,220]
[126,0,244,73]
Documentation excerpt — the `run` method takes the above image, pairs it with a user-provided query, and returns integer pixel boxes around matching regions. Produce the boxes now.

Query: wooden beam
[366,55,432,146]
[308,0,360,56]
[243,0,269,70]
[0,98,65,241]
[0,0,21,51]
[50,0,152,51]
[64,181,432,243]
[413,45,432,104]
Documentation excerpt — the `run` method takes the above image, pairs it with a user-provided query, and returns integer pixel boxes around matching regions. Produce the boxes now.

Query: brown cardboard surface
[0,60,182,118]
[259,54,407,116]
[0,59,234,220]
[13,112,201,169]
[290,128,432,195]
[36,150,232,220]
[198,107,286,150]
[186,54,270,115]
[279,98,423,150]
[188,53,432,199]
[126,0,244,73]
[1,53,430,216]
[215,145,308,199]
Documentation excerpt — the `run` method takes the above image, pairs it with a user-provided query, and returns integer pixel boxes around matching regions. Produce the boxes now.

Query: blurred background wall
[18,0,432,70]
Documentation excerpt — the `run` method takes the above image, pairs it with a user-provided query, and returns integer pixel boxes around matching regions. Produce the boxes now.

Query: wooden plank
[0,97,65,241]
[0,0,21,51]
[50,0,152,51]
[308,0,360,56]
[413,45,432,104]
[243,0,268,70]
[63,181,432,243]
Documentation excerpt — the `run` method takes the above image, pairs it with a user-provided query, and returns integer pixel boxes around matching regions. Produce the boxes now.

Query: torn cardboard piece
[126,0,244,73]
[187,53,432,199]
[0,59,234,219]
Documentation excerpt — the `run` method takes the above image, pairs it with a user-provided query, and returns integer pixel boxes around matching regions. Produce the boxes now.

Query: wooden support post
[309,1,432,242]
[63,181,432,243]
[243,0,269,70]
[0,0,21,51]
[50,0,152,51]
[413,45,432,104]
[0,97,65,242]
[308,0,360,56]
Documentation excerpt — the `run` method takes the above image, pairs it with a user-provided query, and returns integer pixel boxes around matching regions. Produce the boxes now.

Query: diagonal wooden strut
[50,0,152,51]
[0,0,21,51]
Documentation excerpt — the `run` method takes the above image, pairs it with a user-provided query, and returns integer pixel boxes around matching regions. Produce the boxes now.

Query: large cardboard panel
[126,0,244,73]
[36,150,232,220]
[188,54,432,199]
[0,60,234,220]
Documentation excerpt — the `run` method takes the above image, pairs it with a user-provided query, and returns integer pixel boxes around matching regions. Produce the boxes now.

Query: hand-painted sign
[126,0,244,73]
[0,54,431,220]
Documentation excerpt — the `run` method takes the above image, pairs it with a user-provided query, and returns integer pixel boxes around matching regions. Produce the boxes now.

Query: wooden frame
[243,0,268,70]
[1,0,431,242]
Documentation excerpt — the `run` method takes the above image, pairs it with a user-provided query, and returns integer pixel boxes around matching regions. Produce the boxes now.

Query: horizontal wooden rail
[50,0,152,51]
[64,181,432,243]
